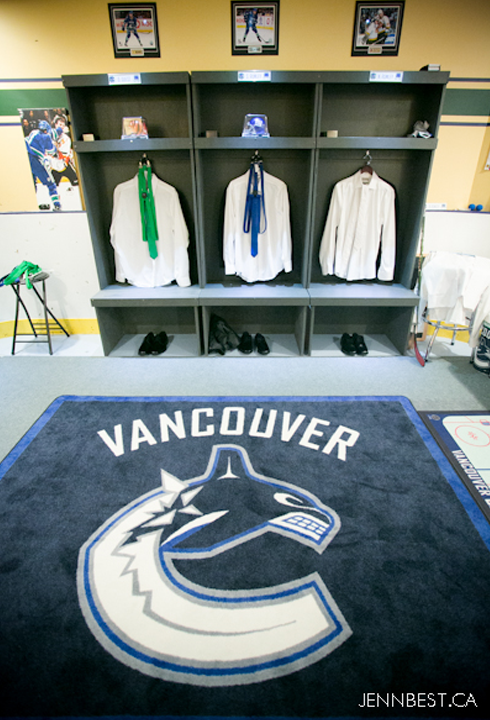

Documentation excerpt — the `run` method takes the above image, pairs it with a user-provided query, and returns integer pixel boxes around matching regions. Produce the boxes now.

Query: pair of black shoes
[238,331,270,355]
[138,331,168,356]
[341,332,368,356]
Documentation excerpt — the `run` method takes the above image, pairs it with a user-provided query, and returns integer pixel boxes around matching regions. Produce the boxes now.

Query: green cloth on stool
[1,261,43,289]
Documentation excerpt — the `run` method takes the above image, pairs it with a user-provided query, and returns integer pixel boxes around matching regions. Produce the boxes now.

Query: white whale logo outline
[77,444,352,686]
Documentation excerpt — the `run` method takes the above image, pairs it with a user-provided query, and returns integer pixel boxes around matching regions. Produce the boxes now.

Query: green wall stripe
[0,89,68,117]
[0,86,489,119]
[442,89,490,117]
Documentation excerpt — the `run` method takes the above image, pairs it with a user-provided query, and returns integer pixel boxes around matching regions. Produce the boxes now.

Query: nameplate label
[238,70,272,82]
[369,71,404,83]
[108,73,142,86]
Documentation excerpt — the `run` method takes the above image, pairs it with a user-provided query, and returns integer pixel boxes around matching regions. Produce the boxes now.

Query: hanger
[361,150,373,175]
[139,153,151,167]
[251,150,263,165]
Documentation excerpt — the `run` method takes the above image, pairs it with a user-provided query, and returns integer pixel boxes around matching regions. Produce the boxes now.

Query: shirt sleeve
[171,189,191,287]
[319,183,341,276]
[109,185,127,283]
[223,181,237,275]
[377,186,396,281]
[279,182,293,273]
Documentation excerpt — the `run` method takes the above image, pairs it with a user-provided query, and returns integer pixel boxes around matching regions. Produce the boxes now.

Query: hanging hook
[139,153,150,167]
[362,150,373,175]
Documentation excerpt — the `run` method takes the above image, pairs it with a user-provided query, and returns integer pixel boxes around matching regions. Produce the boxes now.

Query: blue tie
[243,162,266,257]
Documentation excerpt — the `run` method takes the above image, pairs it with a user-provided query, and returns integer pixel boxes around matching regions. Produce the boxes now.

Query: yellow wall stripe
[0,318,100,339]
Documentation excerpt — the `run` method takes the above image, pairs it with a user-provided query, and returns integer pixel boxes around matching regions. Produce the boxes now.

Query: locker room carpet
[0,394,489,719]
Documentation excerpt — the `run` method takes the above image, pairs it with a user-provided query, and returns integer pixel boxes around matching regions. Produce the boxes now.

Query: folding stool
[10,271,69,355]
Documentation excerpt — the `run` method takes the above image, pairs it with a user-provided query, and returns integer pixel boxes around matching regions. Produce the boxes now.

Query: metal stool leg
[11,283,38,355]
[31,280,70,343]
[41,279,52,354]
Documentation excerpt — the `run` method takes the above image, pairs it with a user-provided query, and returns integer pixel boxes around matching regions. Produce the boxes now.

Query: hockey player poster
[232,1,280,55]
[20,107,82,212]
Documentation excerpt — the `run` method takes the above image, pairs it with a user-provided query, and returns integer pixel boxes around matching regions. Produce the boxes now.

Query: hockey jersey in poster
[319,169,396,282]
[110,173,191,288]
[223,168,292,283]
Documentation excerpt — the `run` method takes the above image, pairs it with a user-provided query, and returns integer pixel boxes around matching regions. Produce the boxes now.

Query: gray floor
[1,333,490,464]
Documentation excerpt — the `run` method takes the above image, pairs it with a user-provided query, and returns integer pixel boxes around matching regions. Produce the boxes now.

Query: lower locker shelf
[199,284,310,357]
[92,286,202,357]
[109,333,200,358]
[307,282,418,357]
[202,306,307,357]
[309,333,401,357]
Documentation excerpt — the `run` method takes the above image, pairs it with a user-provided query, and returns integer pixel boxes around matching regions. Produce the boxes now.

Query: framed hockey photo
[231,1,280,55]
[351,1,404,56]
[108,3,160,58]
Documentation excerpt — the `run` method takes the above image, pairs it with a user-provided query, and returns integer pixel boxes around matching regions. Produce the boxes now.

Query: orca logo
[77,444,352,685]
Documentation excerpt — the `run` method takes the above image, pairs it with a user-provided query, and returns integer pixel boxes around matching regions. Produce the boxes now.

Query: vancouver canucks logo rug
[0,396,489,719]
[79,443,350,686]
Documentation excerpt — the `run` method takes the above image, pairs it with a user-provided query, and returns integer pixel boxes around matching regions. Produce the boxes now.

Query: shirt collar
[355,168,379,189]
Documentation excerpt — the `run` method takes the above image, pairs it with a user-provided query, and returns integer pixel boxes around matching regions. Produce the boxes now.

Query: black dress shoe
[152,331,168,354]
[255,333,270,355]
[238,331,253,354]
[138,332,156,355]
[340,333,356,356]
[352,333,368,355]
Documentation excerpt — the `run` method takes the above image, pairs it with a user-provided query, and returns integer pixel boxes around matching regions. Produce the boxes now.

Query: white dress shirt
[223,169,292,283]
[319,170,396,282]
[110,173,191,288]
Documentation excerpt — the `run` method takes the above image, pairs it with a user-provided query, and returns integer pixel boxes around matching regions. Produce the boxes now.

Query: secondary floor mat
[419,410,490,523]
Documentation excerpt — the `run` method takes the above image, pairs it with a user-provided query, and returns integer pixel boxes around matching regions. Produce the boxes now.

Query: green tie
[138,166,159,259]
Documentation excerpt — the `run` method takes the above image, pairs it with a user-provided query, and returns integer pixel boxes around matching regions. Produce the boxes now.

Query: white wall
[422,210,490,256]
[0,212,99,325]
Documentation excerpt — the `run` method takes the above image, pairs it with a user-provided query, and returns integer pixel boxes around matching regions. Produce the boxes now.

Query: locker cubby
[316,72,447,140]
[307,282,418,357]
[93,292,202,357]
[309,147,433,288]
[196,147,314,287]
[201,302,308,357]
[74,149,199,289]
[191,72,319,139]
[64,72,192,141]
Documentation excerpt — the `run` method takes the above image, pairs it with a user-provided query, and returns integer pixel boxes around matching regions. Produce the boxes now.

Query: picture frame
[108,3,160,58]
[231,1,280,56]
[351,2,404,56]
